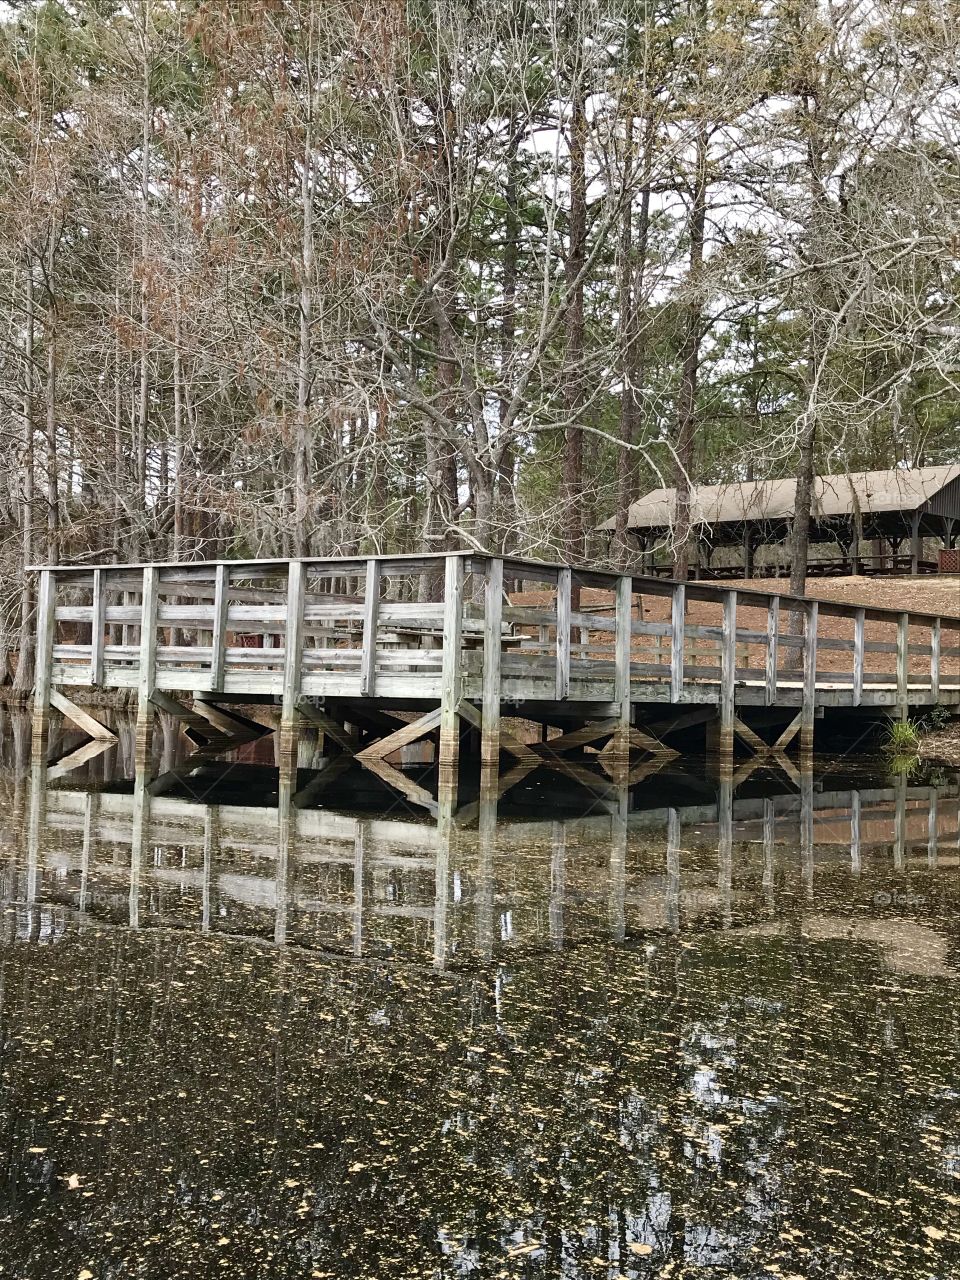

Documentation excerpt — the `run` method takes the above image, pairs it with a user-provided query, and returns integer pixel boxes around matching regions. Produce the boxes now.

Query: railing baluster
[764,596,779,705]
[210,564,228,690]
[360,558,381,697]
[852,607,865,707]
[90,569,105,686]
[670,582,685,703]
[930,617,940,699]
[556,567,571,701]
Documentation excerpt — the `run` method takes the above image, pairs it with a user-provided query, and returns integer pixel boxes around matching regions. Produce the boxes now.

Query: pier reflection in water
[0,708,958,1278]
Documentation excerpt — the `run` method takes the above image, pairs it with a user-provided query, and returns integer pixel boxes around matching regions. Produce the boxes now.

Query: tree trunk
[13,252,35,694]
[672,126,708,581]
[562,91,587,572]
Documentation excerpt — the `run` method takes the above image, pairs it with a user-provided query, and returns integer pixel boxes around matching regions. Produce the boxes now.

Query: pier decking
[29,552,960,807]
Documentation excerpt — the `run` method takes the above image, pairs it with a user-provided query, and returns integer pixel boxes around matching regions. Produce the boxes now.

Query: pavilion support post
[134,566,159,769]
[31,568,56,754]
[438,554,464,780]
[742,528,753,580]
[481,556,503,764]
[800,599,818,757]
[909,510,921,574]
[279,560,305,772]
[359,558,381,698]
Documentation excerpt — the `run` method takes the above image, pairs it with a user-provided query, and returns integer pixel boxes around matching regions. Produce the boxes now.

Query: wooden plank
[481,557,503,763]
[439,554,465,772]
[720,590,737,743]
[90,568,106,686]
[896,611,909,710]
[852,607,865,707]
[137,565,159,722]
[210,563,229,689]
[801,599,818,753]
[49,689,117,743]
[930,617,941,700]
[670,582,685,702]
[32,568,57,724]
[281,560,306,727]
[555,567,571,700]
[764,596,779,705]
[359,558,381,697]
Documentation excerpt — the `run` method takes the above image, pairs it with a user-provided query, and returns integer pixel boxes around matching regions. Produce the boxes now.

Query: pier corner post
[800,598,818,758]
[719,589,737,757]
[135,565,159,770]
[481,556,503,765]
[31,567,56,756]
[608,574,634,770]
[439,554,465,782]
[279,559,306,776]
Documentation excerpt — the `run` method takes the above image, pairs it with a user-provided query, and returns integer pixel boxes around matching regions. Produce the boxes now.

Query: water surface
[0,725,958,1278]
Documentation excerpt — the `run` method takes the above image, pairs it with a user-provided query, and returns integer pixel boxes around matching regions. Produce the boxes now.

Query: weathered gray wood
[49,689,117,743]
[670,582,685,702]
[555,566,571,700]
[764,596,779,705]
[439,554,465,772]
[896,611,909,710]
[852,607,865,706]
[359,558,382,697]
[720,590,737,746]
[801,599,818,753]
[32,568,57,731]
[281,561,306,730]
[210,563,229,689]
[136,566,159,728]
[930,616,941,699]
[90,569,106,686]
[481,557,504,763]
[850,789,861,873]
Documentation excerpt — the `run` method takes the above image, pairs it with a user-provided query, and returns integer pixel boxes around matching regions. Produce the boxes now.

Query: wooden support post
[930,616,941,700]
[852,607,865,707]
[135,565,159,766]
[210,563,228,690]
[719,590,737,754]
[359,558,381,697]
[280,560,306,766]
[608,574,633,768]
[800,599,818,756]
[481,557,503,764]
[555,566,571,701]
[90,568,105,686]
[896,611,909,715]
[670,582,685,703]
[910,509,921,574]
[439,554,464,777]
[31,568,56,749]
[764,596,779,706]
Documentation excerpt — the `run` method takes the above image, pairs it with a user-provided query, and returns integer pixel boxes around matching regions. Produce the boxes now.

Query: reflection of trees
[0,915,955,1278]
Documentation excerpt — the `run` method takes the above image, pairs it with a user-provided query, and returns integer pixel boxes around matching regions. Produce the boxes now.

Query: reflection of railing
[14,777,958,966]
[31,553,960,734]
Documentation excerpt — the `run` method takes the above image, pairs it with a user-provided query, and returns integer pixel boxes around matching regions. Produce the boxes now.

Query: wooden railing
[31,553,960,721]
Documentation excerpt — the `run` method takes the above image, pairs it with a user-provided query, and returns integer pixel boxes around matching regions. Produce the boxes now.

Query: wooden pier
[29,552,960,809]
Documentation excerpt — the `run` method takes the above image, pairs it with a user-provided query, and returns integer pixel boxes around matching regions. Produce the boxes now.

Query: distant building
[601,465,960,578]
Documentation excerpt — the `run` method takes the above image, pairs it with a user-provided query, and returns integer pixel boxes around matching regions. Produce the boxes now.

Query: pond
[0,711,958,1278]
